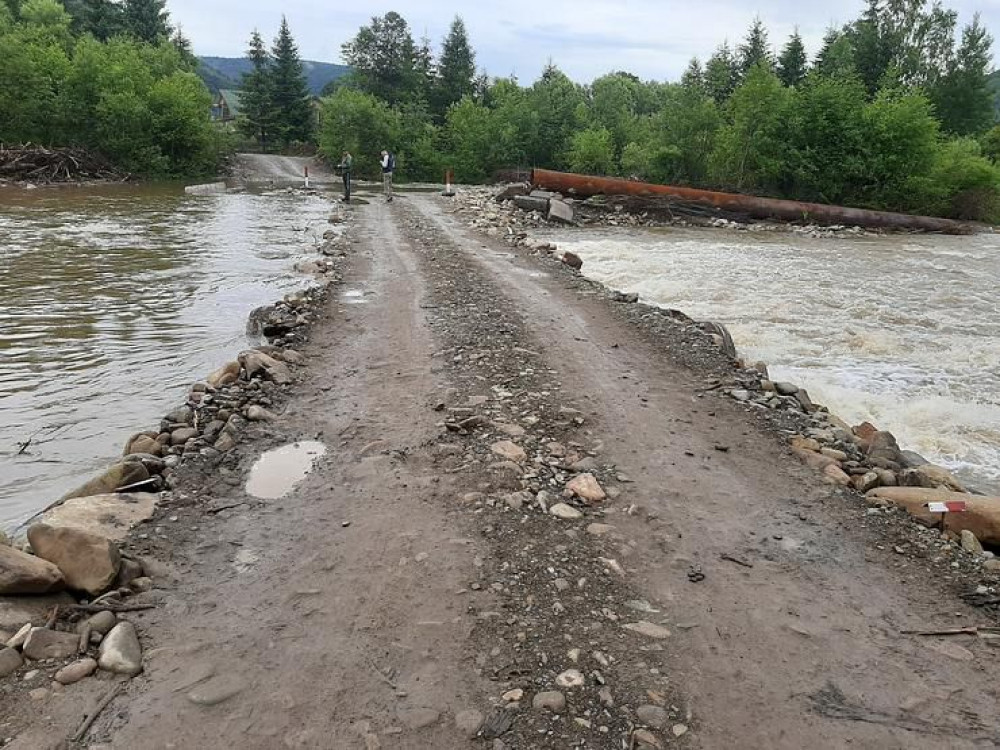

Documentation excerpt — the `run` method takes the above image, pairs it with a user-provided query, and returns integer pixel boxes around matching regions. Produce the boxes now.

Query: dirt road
[233,153,335,183]
[8,189,999,749]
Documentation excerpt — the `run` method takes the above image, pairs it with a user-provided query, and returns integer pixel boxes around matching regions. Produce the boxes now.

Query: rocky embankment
[451,184,1000,601]
[0,205,350,723]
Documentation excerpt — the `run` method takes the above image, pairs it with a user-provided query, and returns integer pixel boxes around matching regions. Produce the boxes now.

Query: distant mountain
[197,56,351,96]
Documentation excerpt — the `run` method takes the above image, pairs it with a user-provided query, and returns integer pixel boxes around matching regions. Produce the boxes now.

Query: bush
[567,127,615,175]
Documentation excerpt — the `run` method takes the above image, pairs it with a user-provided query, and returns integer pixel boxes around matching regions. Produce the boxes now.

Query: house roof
[218,89,243,117]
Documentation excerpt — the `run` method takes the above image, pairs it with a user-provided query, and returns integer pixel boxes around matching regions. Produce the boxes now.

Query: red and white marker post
[925,500,967,530]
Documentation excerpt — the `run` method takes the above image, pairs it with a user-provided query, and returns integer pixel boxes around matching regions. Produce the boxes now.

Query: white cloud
[171,0,999,83]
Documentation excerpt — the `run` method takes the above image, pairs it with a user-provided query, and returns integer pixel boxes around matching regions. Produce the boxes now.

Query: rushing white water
[551,226,1000,494]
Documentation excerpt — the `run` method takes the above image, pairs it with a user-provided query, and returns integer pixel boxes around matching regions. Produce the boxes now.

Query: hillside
[197,56,350,96]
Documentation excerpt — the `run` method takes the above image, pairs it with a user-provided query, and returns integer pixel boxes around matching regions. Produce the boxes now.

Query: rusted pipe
[530,169,973,234]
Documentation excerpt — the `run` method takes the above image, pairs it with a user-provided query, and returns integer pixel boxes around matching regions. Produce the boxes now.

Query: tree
[122,0,170,43]
[589,72,640,153]
[738,17,772,78]
[341,11,419,106]
[777,31,808,87]
[933,14,994,136]
[705,43,739,103]
[567,127,614,174]
[318,87,400,175]
[524,64,584,167]
[238,29,275,149]
[270,16,313,146]
[433,16,475,119]
[814,28,857,79]
[62,0,122,40]
[681,58,705,93]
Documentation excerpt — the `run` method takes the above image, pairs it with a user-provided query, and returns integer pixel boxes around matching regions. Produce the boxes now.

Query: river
[550,225,1000,495]
[0,183,333,530]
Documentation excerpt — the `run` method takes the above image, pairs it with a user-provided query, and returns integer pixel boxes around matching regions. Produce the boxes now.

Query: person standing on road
[380,149,395,202]
[337,151,353,203]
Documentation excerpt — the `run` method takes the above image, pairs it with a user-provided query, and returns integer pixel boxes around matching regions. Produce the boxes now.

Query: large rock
[207,361,241,388]
[123,432,160,458]
[566,473,606,504]
[513,195,549,213]
[60,461,150,502]
[491,441,527,464]
[547,199,575,224]
[867,431,903,466]
[35,493,158,542]
[27,524,121,596]
[98,621,142,676]
[792,448,838,472]
[239,350,292,385]
[0,545,65,595]
[22,628,78,660]
[55,657,98,685]
[867,487,1000,544]
[0,647,22,677]
[171,427,199,446]
[901,464,966,493]
[561,252,583,271]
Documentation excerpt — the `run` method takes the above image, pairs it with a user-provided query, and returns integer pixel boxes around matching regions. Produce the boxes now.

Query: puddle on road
[245,441,326,500]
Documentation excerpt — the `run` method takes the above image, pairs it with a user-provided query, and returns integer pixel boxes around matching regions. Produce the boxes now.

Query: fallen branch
[70,680,126,743]
[720,554,754,569]
[900,626,1000,637]
[70,603,156,614]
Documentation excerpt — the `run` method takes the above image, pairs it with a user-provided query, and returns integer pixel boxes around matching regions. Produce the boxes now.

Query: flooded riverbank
[0,183,334,529]
[550,225,1000,494]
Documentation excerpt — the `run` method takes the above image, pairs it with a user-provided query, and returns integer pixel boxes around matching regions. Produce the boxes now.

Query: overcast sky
[171,0,1000,83]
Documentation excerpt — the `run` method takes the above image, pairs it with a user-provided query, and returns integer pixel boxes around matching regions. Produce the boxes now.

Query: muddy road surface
[233,154,334,183]
[7,190,999,750]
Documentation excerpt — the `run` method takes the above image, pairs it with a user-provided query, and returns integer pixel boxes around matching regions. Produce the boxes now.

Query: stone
[454,710,484,737]
[27,524,121,596]
[6,623,32,649]
[823,464,852,487]
[624,621,671,639]
[494,422,525,438]
[867,487,1000,543]
[532,691,566,713]
[637,705,669,729]
[789,437,821,452]
[556,669,584,688]
[0,647,23,678]
[0,544,65,595]
[130,577,153,593]
[214,433,237,452]
[114,558,144,588]
[561,252,583,271]
[22,628,79,660]
[245,405,277,422]
[568,457,599,473]
[794,389,815,412]
[171,427,199,446]
[598,686,614,707]
[123,433,160,458]
[166,405,193,424]
[961,530,984,555]
[547,199,575,224]
[875,468,897,487]
[98,621,142,676]
[207,361,241,388]
[853,472,881,493]
[187,675,245,706]
[633,729,663,748]
[821,448,848,462]
[86,611,117,636]
[586,523,616,536]
[55,658,98,685]
[672,724,689,737]
[566,473,606,504]
[792,448,838,472]
[239,350,292,385]
[901,464,966,493]
[504,492,530,511]
[490,441,526,464]
[899,450,931,468]
[549,503,583,520]
[502,689,524,702]
[867,431,903,466]
[278,349,305,365]
[774,382,799,396]
[60,461,150,502]
[513,195,549,213]
[36,493,158,543]
[28,687,48,701]
[399,708,440,729]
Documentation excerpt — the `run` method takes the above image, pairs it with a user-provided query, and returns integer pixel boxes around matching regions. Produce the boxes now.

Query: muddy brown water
[0,183,335,530]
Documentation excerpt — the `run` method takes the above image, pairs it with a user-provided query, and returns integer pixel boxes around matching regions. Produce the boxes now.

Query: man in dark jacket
[338,151,353,203]
[380,150,394,202]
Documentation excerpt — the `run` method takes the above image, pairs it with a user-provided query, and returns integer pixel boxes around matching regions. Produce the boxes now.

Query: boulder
[853,422,879,443]
[123,432,160,458]
[789,437,821,453]
[239,350,292,385]
[901,464,966,493]
[566,473,606,504]
[532,691,566,713]
[561,252,583,271]
[98,621,142,676]
[495,184,529,202]
[547,199,575,224]
[867,487,1000,543]
[55,657,98,685]
[22,628,78,660]
[0,647,22,677]
[774,382,799,396]
[165,406,193,425]
[122,453,166,475]
[513,195,549,213]
[867,431,902,466]
[853,472,881,493]
[207,361,241,388]
[60,462,150,502]
[27,524,121,596]
[550,503,583,520]
[35,493,158,542]
[792,448,838,472]
[0,545,65,595]
[823,464,852,487]
[171,427,199,446]
[245,405,277,422]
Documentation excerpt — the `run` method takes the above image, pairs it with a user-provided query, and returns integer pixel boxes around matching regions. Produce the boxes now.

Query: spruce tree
[238,29,275,150]
[934,14,994,135]
[681,58,705,93]
[705,43,739,103]
[777,31,808,87]
[122,0,170,43]
[434,16,476,118]
[814,28,857,79]
[271,16,313,146]
[738,17,773,78]
[341,12,419,106]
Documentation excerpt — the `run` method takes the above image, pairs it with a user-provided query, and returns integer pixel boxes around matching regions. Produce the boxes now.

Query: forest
[0,0,222,176]
[297,3,1000,221]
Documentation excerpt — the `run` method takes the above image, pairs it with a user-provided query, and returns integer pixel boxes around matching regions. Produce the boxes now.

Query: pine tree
[122,0,170,43]
[414,34,435,103]
[777,31,808,87]
[271,16,313,146]
[681,57,705,93]
[814,28,857,79]
[434,16,476,118]
[738,17,773,78]
[238,29,276,150]
[341,12,419,107]
[934,14,994,135]
[705,42,739,103]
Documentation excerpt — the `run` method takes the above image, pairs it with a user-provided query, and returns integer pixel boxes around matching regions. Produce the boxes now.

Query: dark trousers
[342,172,351,202]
